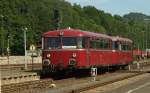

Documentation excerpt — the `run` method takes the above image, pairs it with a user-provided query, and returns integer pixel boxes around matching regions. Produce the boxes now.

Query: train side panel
[89,50,113,66]
[111,51,133,65]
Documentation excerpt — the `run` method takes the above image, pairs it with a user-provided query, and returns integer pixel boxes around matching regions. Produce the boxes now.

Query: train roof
[112,36,133,43]
[43,27,133,43]
[43,27,112,39]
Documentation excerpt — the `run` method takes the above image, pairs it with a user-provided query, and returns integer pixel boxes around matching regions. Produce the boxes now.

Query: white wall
[0,56,42,65]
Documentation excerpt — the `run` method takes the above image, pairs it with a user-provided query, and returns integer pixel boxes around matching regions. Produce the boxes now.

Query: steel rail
[1,79,53,93]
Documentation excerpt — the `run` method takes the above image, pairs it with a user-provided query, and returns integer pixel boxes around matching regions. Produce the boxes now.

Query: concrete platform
[128,60,150,72]
[102,74,150,93]
[0,70,40,85]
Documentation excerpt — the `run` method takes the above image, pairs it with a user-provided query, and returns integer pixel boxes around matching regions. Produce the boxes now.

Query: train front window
[62,37,77,49]
[44,37,86,49]
[44,37,61,49]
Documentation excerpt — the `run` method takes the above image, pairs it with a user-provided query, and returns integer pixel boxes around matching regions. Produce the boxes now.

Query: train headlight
[69,59,76,65]
[112,50,116,52]
[72,53,77,58]
[46,54,51,58]
[43,59,50,65]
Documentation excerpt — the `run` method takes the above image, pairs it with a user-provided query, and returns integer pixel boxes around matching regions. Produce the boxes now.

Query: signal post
[91,67,97,81]
[30,44,36,71]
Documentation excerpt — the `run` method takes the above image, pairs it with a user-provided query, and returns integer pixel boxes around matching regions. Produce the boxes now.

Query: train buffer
[0,70,40,85]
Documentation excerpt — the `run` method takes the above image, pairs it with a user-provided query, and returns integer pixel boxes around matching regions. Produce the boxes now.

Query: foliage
[0,0,150,55]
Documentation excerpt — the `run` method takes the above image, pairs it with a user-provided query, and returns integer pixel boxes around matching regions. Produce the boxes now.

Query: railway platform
[102,74,150,93]
[0,70,40,85]
[129,59,150,71]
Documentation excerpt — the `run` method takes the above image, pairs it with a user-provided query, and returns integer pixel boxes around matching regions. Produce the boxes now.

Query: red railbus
[42,28,133,73]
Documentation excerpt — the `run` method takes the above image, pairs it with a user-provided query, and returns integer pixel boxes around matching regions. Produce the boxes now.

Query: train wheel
[120,65,127,70]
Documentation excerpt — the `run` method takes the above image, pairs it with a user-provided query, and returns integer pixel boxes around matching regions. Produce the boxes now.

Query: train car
[133,50,142,60]
[133,49,150,60]
[42,28,133,73]
[146,49,150,58]
[111,36,133,68]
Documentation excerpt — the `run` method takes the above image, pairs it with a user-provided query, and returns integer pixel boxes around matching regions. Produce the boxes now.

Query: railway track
[1,60,150,93]
[44,68,150,93]
[1,69,149,93]
[70,72,145,93]
[1,79,53,93]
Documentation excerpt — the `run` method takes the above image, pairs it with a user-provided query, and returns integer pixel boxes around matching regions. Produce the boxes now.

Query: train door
[88,38,101,66]
[112,41,119,65]
[89,38,97,66]
[85,37,91,67]
[118,41,123,64]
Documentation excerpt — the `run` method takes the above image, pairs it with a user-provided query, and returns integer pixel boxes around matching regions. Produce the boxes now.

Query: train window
[96,40,101,49]
[44,37,86,49]
[122,44,126,50]
[77,37,86,49]
[121,43,132,51]
[90,39,110,49]
[103,40,109,49]
[127,44,132,50]
[90,40,97,49]
[62,37,77,49]
[112,41,119,50]
[44,37,61,49]
[119,43,122,50]
[90,40,100,49]
[128,45,132,50]
[99,40,104,48]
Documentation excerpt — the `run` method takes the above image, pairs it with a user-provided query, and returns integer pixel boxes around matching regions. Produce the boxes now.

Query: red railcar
[42,28,133,72]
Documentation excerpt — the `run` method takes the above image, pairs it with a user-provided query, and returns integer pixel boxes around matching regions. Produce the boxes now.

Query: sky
[66,0,150,16]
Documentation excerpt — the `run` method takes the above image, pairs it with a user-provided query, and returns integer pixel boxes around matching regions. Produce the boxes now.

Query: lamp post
[7,34,10,64]
[144,18,150,50]
[0,15,4,56]
[142,31,145,50]
[145,22,148,50]
[24,27,28,70]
